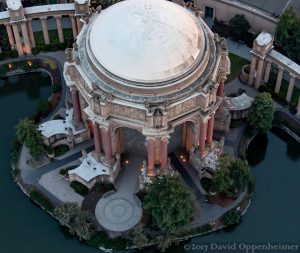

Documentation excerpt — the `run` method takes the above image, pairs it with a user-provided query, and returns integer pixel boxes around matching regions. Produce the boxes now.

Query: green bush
[59,165,78,176]
[70,181,89,196]
[94,182,114,193]
[223,209,241,226]
[54,144,69,157]
[37,99,51,115]
[53,114,64,120]
[30,188,54,212]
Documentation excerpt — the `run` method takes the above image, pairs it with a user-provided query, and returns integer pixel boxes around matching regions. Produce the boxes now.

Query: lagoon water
[0,72,299,253]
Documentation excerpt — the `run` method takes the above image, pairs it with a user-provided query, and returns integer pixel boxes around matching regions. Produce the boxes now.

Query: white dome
[89,0,204,83]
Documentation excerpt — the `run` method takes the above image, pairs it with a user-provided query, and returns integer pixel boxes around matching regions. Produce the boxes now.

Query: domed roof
[89,0,204,83]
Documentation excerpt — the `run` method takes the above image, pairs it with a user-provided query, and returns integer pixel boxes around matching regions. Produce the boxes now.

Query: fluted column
[217,78,225,97]
[275,66,284,94]
[70,16,78,38]
[296,97,300,118]
[161,137,169,175]
[199,121,208,158]
[40,17,50,45]
[71,88,82,124]
[207,114,215,149]
[248,55,257,86]
[27,19,36,48]
[12,24,23,56]
[20,21,31,55]
[76,17,83,34]
[93,122,102,155]
[147,138,156,177]
[286,73,296,103]
[263,60,272,83]
[254,58,264,89]
[56,16,64,43]
[102,128,112,161]
[5,24,15,50]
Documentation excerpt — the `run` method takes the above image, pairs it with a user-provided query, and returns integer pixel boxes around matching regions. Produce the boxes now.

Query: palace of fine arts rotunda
[40,0,230,190]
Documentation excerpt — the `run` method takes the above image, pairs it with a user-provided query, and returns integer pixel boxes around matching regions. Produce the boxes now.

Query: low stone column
[217,78,225,97]
[161,137,169,175]
[71,88,82,124]
[263,59,272,83]
[254,58,264,89]
[286,73,296,103]
[27,19,36,48]
[248,55,257,86]
[199,121,208,158]
[40,17,50,45]
[93,122,102,155]
[296,96,300,118]
[56,16,64,43]
[5,24,15,50]
[20,21,31,55]
[102,128,112,162]
[206,114,215,149]
[12,24,23,56]
[147,138,156,177]
[70,16,78,38]
[275,66,284,94]
[76,16,83,34]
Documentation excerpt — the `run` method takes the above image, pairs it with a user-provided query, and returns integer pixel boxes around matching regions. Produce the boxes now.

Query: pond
[0,72,299,253]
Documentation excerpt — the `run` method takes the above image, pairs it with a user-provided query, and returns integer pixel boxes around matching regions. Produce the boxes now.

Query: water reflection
[246,133,268,167]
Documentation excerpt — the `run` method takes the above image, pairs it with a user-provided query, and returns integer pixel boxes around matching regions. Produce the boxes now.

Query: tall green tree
[275,6,300,64]
[144,175,195,234]
[228,14,251,42]
[54,203,93,241]
[131,224,149,249]
[15,118,46,158]
[249,92,274,133]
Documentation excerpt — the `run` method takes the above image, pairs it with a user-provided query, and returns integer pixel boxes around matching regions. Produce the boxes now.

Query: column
[254,58,264,89]
[217,78,225,97]
[296,96,300,118]
[40,17,50,45]
[70,16,78,38]
[20,21,31,55]
[102,128,112,161]
[93,122,102,155]
[206,114,215,149]
[5,24,15,50]
[56,16,64,43]
[12,24,23,56]
[248,55,257,86]
[76,17,83,34]
[161,137,169,175]
[199,121,208,158]
[71,88,82,124]
[286,73,296,103]
[27,19,36,48]
[275,66,284,94]
[263,60,272,83]
[147,138,156,176]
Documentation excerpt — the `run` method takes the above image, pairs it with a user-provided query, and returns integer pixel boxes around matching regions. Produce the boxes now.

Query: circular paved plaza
[95,193,142,232]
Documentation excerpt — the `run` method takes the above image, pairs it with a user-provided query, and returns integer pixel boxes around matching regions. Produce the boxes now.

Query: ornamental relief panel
[111,104,146,121]
[168,97,198,119]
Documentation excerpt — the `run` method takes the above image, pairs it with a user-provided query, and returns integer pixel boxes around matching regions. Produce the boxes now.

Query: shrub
[223,209,241,226]
[30,188,54,212]
[59,165,78,176]
[53,114,64,120]
[228,14,251,42]
[54,144,69,157]
[31,47,40,55]
[70,181,89,196]
[37,99,51,115]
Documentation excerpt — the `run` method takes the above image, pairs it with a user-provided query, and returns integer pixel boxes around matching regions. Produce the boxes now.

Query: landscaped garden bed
[54,144,70,157]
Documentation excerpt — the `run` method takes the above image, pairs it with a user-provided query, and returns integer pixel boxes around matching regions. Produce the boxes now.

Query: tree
[131,224,149,249]
[144,175,195,234]
[223,209,241,226]
[54,203,93,241]
[228,15,251,42]
[249,92,274,133]
[152,234,176,252]
[37,99,51,115]
[275,7,300,64]
[15,118,46,158]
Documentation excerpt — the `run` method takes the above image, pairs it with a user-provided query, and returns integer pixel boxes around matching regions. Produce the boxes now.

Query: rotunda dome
[89,0,205,83]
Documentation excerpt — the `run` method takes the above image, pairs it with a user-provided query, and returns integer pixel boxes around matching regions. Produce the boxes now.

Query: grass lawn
[226,53,250,84]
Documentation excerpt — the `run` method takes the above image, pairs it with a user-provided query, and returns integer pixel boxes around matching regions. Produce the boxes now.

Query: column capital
[40,16,48,20]
[278,65,285,71]
[265,58,272,64]
[54,15,62,19]
[289,73,296,79]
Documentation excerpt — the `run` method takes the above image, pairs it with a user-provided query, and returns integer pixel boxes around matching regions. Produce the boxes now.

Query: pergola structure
[63,0,230,184]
